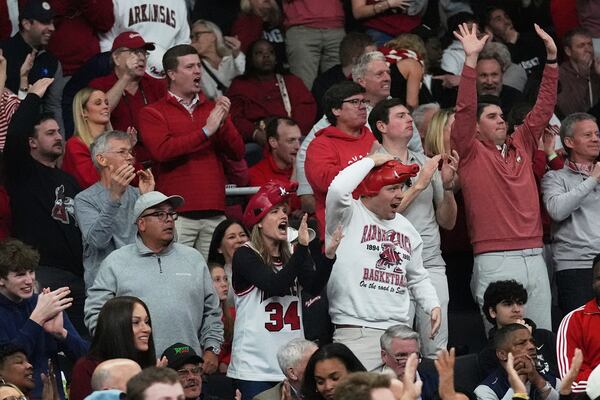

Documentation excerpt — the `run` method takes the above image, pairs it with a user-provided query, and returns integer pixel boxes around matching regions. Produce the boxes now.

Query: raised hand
[127,126,138,147]
[108,164,136,201]
[224,36,242,57]
[401,353,423,400]
[559,348,583,395]
[43,310,67,339]
[435,348,458,400]
[29,77,54,98]
[453,23,489,58]
[414,154,441,190]
[505,353,527,394]
[155,356,168,367]
[440,150,459,190]
[137,168,155,194]
[325,225,344,259]
[20,50,37,81]
[534,24,557,60]
[297,213,309,246]
[30,287,73,326]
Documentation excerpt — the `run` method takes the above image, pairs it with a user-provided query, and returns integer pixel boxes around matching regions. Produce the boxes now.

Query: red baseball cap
[243,181,298,229]
[354,160,420,197]
[111,31,156,52]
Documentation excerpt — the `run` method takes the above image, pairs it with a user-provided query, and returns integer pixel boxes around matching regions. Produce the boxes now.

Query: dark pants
[36,265,88,338]
[556,268,593,316]
[234,380,278,400]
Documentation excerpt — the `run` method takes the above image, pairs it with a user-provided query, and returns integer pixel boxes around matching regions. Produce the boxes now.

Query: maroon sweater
[450,64,558,254]
[139,93,245,213]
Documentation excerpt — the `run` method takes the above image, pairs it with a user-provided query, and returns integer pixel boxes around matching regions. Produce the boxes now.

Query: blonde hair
[191,19,231,58]
[424,108,454,156]
[72,87,112,148]
[249,223,291,268]
[385,33,428,72]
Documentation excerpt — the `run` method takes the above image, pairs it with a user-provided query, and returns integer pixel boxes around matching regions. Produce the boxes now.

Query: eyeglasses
[176,366,202,377]
[387,351,422,364]
[119,48,149,57]
[342,99,370,107]
[140,210,178,222]
[104,149,135,158]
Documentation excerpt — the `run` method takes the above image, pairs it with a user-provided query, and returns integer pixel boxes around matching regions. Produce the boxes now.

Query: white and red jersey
[557,298,600,393]
[227,246,305,381]
[325,157,440,329]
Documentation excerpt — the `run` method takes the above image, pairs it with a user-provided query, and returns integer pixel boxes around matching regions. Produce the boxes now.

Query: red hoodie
[305,125,375,237]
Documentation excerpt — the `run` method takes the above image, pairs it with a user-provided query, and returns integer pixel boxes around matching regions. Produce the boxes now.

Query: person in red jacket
[46,0,114,76]
[450,22,558,332]
[305,81,376,238]
[227,40,316,148]
[138,44,245,260]
[557,255,600,395]
[249,117,301,212]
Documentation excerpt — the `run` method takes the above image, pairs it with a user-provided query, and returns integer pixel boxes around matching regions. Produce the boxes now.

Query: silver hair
[352,51,387,82]
[276,338,317,377]
[479,42,511,72]
[412,103,440,132]
[560,112,597,154]
[90,130,131,170]
[380,324,420,352]
[191,19,231,58]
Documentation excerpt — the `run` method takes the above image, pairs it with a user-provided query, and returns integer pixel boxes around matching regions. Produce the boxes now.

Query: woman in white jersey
[227,180,341,399]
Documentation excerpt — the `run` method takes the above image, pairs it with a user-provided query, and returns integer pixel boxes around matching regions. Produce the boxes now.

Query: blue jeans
[365,29,394,46]
[234,380,278,400]
[556,268,593,316]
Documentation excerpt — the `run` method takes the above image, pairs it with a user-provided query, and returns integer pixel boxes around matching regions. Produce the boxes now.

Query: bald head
[91,359,142,392]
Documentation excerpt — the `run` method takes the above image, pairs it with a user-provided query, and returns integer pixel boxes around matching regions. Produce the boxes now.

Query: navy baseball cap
[20,0,56,23]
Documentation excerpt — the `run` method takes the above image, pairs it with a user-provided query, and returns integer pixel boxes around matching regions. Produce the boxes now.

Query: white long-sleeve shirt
[325,157,439,328]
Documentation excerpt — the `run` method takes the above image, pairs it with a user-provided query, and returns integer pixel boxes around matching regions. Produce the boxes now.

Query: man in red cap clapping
[324,153,441,370]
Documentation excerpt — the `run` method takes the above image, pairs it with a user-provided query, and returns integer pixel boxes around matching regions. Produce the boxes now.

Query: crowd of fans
[1,1,600,400]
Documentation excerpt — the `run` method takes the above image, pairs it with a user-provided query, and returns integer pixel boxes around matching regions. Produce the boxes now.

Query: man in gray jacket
[84,191,223,374]
[542,112,600,315]
[75,130,154,290]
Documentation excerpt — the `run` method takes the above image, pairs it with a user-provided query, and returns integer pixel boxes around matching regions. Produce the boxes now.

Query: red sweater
[139,93,245,213]
[69,356,101,400]
[249,153,301,211]
[227,74,316,141]
[362,4,421,37]
[47,0,114,75]
[62,137,99,189]
[557,299,600,393]
[230,14,264,54]
[451,65,558,254]
[305,125,375,237]
[90,73,167,164]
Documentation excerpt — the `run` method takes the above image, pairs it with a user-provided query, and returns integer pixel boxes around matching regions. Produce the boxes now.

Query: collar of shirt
[496,143,508,158]
[568,159,594,176]
[168,91,200,114]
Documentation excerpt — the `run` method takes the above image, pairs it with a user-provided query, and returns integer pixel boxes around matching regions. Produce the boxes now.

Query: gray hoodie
[84,235,224,355]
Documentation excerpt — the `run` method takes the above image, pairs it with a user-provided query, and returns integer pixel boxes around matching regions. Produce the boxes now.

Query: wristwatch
[204,346,221,355]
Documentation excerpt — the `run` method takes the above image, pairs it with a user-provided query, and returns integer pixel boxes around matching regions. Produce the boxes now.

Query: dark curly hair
[482,280,528,324]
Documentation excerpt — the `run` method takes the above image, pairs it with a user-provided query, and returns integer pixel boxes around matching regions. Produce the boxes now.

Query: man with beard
[74,130,155,289]
[475,51,523,115]
[4,77,86,335]
[475,324,560,400]
[556,255,600,395]
[84,192,224,374]
[556,28,600,118]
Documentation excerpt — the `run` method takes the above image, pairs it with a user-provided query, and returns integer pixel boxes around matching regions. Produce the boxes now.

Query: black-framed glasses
[140,210,178,222]
[176,366,202,377]
[118,48,149,57]
[342,98,370,107]
[387,350,422,364]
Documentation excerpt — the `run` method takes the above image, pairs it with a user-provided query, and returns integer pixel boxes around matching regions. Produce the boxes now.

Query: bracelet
[547,153,557,161]
[545,58,557,64]
[19,87,29,92]
[513,393,529,400]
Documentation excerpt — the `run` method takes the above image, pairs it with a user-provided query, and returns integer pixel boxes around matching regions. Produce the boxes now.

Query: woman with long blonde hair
[424,108,455,157]
[62,87,112,188]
